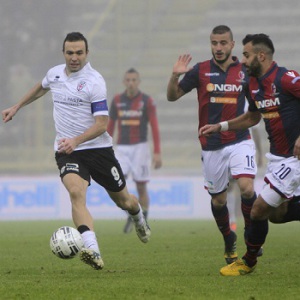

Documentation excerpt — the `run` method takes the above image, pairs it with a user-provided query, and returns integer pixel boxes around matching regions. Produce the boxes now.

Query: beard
[213,52,231,65]
[246,56,262,78]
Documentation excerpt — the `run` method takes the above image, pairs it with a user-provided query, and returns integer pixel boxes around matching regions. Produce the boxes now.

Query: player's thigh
[55,151,91,198]
[87,148,126,192]
[269,202,289,223]
[230,140,257,179]
[251,194,274,220]
[202,149,230,194]
[114,145,132,176]
[62,172,89,199]
[265,153,300,199]
[131,143,151,182]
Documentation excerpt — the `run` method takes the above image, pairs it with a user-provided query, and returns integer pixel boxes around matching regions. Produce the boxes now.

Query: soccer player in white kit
[2,32,151,270]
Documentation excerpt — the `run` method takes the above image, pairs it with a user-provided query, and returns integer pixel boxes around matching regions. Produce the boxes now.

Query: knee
[238,178,255,199]
[250,208,264,221]
[68,185,85,201]
[250,197,270,221]
[240,186,255,199]
[211,193,226,209]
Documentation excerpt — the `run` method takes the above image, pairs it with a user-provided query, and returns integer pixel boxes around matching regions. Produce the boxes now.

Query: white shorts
[114,142,151,182]
[202,140,257,194]
[261,153,300,207]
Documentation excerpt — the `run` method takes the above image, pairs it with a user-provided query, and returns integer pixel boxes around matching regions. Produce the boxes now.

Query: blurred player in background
[108,68,162,233]
[2,32,151,271]
[200,33,300,275]
[167,25,260,266]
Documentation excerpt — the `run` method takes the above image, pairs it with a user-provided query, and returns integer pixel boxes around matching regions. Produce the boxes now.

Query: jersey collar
[258,61,277,81]
[65,62,90,77]
[211,56,240,71]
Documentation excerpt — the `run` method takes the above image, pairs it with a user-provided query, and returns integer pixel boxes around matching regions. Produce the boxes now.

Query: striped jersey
[247,62,300,157]
[179,57,251,151]
[107,91,160,153]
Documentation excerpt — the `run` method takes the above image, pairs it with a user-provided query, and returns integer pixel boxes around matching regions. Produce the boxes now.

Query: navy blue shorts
[55,147,126,192]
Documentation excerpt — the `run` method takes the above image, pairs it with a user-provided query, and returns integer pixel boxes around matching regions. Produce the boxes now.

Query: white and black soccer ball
[50,226,84,259]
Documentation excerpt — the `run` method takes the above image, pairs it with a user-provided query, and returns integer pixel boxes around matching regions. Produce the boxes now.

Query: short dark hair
[62,32,88,52]
[242,33,275,55]
[211,25,233,40]
[126,68,139,75]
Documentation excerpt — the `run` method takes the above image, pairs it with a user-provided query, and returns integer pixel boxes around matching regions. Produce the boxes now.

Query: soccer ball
[50,226,84,259]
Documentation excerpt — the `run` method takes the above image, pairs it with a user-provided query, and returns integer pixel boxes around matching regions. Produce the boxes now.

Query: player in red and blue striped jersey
[179,53,251,151]
[167,25,260,265]
[108,68,162,233]
[200,33,300,276]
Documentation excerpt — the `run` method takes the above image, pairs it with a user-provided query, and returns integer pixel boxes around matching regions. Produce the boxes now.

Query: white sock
[128,203,144,225]
[81,231,100,254]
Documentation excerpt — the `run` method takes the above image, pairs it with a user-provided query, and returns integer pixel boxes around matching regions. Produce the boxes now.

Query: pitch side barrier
[0,176,265,220]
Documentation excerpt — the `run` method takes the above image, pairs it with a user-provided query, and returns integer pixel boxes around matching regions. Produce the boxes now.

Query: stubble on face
[210,32,234,67]
[246,55,262,78]
[212,51,231,65]
[63,41,88,75]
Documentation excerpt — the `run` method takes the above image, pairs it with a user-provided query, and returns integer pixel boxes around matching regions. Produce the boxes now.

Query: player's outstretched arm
[199,124,221,136]
[167,54,192,102]
[199,111,262,136]
[2,82,48,123]
[2,105,18,123]
[172,54,192,75]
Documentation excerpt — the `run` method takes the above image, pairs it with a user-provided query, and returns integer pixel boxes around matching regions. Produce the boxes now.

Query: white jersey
[42,62,112,151]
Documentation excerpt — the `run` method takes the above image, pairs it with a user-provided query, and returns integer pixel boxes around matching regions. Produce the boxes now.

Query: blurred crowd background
[1,0,299,175]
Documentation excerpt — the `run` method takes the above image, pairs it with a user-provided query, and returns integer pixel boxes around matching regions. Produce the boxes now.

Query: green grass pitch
[0,219,299,300]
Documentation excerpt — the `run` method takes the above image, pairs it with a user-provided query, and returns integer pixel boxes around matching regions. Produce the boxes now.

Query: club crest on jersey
[77,81,86,91]
[239,71,245,80]
[138,102,144,110]
[271,83,279,96]
[236,71,246,83]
